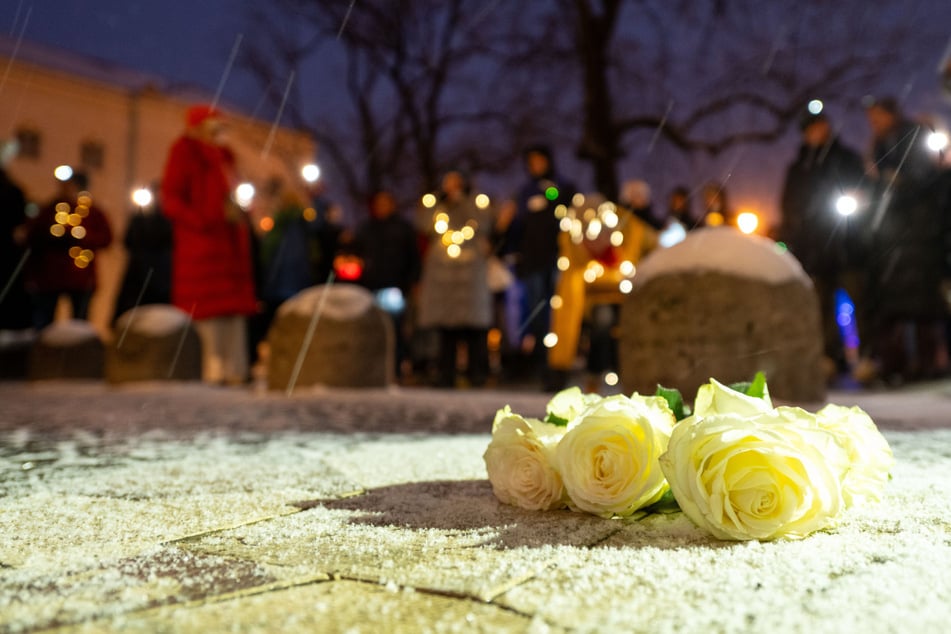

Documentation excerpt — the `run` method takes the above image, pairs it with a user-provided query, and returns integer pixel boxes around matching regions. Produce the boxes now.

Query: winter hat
[185,104,221,128]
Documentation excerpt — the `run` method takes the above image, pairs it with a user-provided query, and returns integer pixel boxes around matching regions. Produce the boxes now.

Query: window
[80,141,105,170]
[14,127,41,159]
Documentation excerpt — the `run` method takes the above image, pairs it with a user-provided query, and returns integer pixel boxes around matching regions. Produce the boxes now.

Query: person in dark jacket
[24,171,113,329]
[353,190,421,380]
[0,156,31,331]
[863,96,948,382]
[113,183,173,321]
[779,108,868,377]
[503,145,576,390]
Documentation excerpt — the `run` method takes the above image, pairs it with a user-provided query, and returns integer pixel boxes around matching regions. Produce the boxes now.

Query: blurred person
[547,193,657,393]
[304,178,345,285]
[863,96,948,383]
[0,142,31,332]
[656,185,692,247]
[700,182,735,228]
[779,107,868,380]
[23,171,112,330]
[352,190,422,381]
[619,179,664,230]
[113,182,173,321]
[503,145,576,389]
[161,104,257,385]
[417,171,493,388]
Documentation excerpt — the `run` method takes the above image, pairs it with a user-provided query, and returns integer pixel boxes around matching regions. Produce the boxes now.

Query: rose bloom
[693,378,773,418]
[484,408,567,511]
[816,404,894,508]
[660,408,847,541]
[546,387,602,424]
[555,395,675,518]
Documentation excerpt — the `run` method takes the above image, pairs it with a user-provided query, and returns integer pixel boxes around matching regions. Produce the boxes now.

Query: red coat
[24,197,112,293]
[160,135,257,320]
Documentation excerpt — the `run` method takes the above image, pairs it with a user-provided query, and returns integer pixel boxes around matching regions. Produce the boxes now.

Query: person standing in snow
[161,105,257,385]
[23,171,112,330]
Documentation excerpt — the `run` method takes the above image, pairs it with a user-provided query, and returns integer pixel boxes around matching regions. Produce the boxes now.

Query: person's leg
[466,327,489,387]
[30,292,59,330]
[68,291,93,321]
[221,315,249,384]
[193,317,224,383]
[436,328,458,388]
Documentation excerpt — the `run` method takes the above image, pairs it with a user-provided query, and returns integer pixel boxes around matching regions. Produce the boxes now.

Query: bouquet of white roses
[483,374,893,541]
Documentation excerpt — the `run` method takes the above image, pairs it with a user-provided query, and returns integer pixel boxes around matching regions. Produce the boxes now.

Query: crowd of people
[1,97,950,391]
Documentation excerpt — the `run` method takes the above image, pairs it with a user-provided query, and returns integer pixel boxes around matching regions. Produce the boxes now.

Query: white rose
[660,408,846,541]
[556,394,674,518]
[816,404,894,508]
[693,377,772,418]
[546,387,602,425]
[484,411,567,511]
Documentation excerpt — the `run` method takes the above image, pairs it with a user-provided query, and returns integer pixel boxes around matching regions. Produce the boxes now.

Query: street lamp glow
[737,211,759,234]
[235,182,255,209]
[131,187,153,208]
[301,163,321,183]
[54,165,73,181]
[807,99,824,115]
[835,194,858,217]
[926,130,948,152]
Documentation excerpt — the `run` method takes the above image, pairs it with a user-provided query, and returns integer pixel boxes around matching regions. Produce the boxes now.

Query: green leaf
[655,385,690,421]
[728,371,767,399]
[543,412,569,427]
[641,488,681,515]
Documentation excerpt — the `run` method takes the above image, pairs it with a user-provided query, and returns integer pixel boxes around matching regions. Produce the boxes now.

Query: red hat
[185,104,221,128]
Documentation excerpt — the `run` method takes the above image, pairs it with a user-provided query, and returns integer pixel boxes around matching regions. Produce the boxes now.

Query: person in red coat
[161,104,257,384]
[24,171,113,329]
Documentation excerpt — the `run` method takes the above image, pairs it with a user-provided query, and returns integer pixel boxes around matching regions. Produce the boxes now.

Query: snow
[278,284,375,321]
[38,319,100,346]
[115,304,190,337]
[634,226,810,287]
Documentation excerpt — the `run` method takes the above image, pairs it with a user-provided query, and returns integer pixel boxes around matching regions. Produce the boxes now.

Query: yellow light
[54,165,73,181]
[586,219,602,240]
[559,217,572,232]
[67,213,82,226]
[70,226,86,239]
[619,260,635,277]
[451,231,465,245]
[55,211,69,225]
[434,220,449,234]
[572,193,585,207]
[55,202,70,214]
[475,193,490,209]
[604,372,619,386]
[461,226,475,240]
[259,217,274,232]
[583,208,596,222]
[77,193,92,206]
[619,279,633,294]
[602,210,618,228]
[550,295,563,310]
[705,211,724,227]
[235,183,255,208]
[610,231,624,246]
[75,205,89,218]
[301,163,321,183]
[487,328,502,350]
[737,211,759,235]
[583,268,598,283]
[422,193,437,208]
[557,256,570,271]
[441,233,454,246]
[447,244,461,258]
[302,207,317,221]
[50,224,65,237]
[80,249,94,261]
[69,246,82,258]
[131,187,152,208]
[554,204,567,219]
[74,257,89,269]
[543,332,559,348]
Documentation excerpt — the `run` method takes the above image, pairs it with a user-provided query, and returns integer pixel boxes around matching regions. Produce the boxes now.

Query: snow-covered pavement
[1,380,950,633]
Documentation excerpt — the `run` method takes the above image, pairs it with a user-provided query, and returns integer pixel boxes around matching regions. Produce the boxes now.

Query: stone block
[106,304,202,383]
[29,319,104,380]
[267,284,394,391]
[618,228,825,403]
